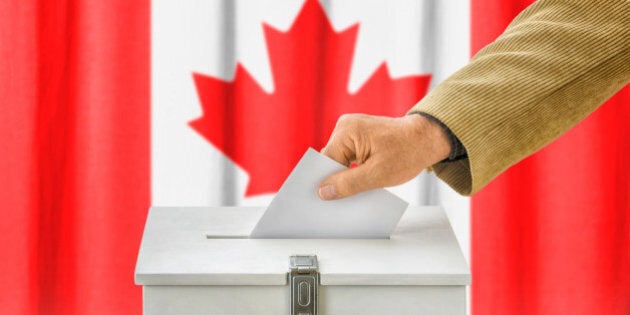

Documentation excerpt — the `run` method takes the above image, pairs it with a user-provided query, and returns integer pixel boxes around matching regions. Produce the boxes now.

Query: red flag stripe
[471,0,630,314]
[0,1,150,314]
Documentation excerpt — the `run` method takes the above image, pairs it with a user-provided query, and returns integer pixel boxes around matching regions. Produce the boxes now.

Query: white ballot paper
[250,148,408,239]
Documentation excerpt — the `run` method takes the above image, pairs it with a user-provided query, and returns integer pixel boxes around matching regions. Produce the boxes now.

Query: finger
[321,142,353,167]
[318,163,380,200]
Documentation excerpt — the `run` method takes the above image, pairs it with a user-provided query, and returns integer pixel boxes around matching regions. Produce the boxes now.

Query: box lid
[135,206,470,286]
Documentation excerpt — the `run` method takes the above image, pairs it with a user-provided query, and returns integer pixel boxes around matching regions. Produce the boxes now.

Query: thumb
[318,163,378,200]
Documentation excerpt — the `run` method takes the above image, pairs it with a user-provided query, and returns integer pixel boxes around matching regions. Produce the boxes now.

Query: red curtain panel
[0,1,150,314]
[471,1,630,314]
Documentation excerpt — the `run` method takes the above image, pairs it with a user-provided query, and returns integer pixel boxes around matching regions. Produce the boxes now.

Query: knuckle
[337,113,358,126]
[336,176,356,196]
[338,113,352,121]
[336,114,351,126]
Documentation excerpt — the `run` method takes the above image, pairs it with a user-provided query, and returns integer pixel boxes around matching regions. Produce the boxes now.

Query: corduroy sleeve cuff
[407,0,629,196]
[408,108,474,196]
[412,112,468,162]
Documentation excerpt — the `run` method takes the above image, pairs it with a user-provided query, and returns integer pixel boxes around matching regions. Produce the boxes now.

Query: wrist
[406,114,451,163]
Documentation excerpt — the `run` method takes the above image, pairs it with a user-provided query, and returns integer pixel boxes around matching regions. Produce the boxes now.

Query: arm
[319,0,629,199]
[408,0,629,195]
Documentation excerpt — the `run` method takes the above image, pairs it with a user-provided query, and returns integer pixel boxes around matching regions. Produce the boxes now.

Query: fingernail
[318,184,337,200]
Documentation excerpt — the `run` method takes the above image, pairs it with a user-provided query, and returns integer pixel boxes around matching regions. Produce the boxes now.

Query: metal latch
[289,255,319,315]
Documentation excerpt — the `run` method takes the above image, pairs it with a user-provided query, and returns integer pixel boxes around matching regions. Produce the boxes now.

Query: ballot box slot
[205,234,394,240]
[205,234,249,239]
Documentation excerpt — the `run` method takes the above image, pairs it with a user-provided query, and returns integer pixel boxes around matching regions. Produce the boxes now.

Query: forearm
[409,0,630,195]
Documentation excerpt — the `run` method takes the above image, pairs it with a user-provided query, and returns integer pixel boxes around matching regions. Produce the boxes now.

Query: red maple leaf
[190,0,431,196]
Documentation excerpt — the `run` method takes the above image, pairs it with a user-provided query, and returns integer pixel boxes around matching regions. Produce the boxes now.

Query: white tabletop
[135,206,470,286]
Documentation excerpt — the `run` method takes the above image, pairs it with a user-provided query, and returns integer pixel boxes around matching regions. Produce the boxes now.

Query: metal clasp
[289,255,319,315]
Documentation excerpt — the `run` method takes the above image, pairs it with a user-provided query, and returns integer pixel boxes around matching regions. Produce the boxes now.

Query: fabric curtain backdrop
[0,0,150,314]
[150,0,469,213]
[151,0,471,271]
[2,0,469,313]
[2,0,627,314]
[471,0,630,314]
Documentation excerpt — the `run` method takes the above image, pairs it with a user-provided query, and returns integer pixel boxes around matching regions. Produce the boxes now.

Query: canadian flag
[1,0,628,314]
[153,0,467,209]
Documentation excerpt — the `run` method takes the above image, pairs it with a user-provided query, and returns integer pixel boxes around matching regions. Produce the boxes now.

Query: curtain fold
[0,1,150,314]
[4,0,627,314]
[471,0,630,314]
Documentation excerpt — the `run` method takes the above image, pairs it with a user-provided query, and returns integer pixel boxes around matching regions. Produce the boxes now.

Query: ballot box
[135,206,470,315]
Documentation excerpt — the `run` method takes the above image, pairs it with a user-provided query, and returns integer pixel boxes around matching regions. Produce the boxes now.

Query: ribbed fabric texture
[416,112,469,161]
[408,0,630,195]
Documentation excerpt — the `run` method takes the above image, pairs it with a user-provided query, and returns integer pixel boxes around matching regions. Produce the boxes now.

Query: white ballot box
[135,206,471,315]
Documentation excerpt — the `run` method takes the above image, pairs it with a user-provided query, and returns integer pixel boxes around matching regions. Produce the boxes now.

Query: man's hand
[318,114,451,200]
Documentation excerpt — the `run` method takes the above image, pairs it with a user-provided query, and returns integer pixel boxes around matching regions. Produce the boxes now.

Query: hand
[318,113,451,200]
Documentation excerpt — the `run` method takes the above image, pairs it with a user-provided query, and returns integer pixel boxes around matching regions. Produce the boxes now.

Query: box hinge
[289,255,319,315]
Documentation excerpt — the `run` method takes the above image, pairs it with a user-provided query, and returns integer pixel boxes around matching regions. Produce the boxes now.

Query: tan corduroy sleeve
[408,0,630,196]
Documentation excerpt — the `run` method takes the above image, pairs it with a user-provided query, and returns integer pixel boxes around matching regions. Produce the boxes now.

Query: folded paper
[250,148,408,239]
